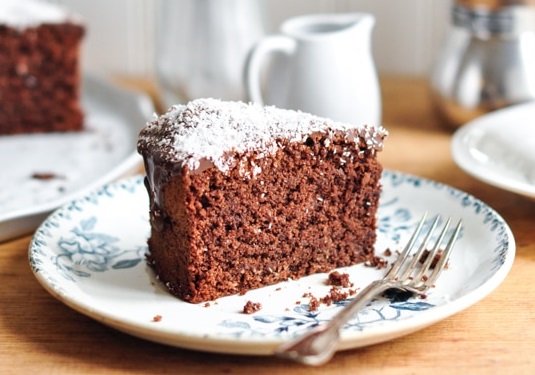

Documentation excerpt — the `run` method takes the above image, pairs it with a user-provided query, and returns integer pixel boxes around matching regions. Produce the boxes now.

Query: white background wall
[53,0,452,79]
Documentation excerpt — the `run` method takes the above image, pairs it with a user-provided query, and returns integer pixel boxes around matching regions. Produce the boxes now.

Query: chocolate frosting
[137,98,387,175]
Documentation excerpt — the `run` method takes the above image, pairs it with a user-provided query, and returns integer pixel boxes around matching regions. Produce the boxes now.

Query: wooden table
[2,77,535,374]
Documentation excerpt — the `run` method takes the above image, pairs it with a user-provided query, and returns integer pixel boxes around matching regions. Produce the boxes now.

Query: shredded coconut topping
[137,98,387,173]
[0,0,79,28]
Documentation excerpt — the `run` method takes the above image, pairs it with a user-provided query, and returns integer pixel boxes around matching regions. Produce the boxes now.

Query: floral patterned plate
[29,171,515,355]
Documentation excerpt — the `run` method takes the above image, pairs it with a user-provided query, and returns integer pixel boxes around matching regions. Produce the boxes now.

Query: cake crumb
[384,248,392,257]
[325,287,354,308]
[419,249,444,269]
[243,301,262,314]
[308,296,320,312]
[327,271,352,288]
[204,302,211,308]
[31,172,62,180]
[152,315,162,322]
[364,256,388,269]
[304,272,360,311]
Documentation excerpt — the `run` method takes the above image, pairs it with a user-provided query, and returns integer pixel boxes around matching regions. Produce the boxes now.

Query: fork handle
[275,279,397,365]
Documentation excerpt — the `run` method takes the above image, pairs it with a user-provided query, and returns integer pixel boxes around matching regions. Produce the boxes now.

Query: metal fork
[275,213,462,366]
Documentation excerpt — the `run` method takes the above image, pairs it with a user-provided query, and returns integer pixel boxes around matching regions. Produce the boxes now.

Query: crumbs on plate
[298,271,359,312]
[31,172,63,180]
[243,300,262,314]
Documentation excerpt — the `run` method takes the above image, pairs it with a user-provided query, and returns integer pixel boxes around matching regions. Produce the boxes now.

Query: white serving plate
[0,75,155,242]
[451,101,535,200]
[29,171,515,356]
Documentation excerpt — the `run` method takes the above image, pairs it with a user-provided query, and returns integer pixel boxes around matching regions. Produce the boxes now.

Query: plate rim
[28,171,516,355]
[451,101,535,199]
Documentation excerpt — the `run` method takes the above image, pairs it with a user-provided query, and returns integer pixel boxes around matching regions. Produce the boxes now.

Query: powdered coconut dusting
[137,98,387,173]
[0,0,80,28]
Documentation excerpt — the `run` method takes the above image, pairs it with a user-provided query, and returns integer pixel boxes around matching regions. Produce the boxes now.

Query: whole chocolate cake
[0,0,84,135]
[137,99,387,303]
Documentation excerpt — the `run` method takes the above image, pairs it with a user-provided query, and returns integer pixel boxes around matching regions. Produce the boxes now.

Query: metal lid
[454,1,535,35]
[456,0,535,10]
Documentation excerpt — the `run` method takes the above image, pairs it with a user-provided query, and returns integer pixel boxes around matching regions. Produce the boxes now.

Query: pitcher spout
[352,13,375,34]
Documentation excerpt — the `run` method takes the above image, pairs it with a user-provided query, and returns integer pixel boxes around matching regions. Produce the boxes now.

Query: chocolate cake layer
[0,1,84,135]
[138,99,387,303]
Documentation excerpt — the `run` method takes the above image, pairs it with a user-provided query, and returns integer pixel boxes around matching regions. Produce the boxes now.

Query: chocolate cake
[137,99,387,303]
[0,0,84,135]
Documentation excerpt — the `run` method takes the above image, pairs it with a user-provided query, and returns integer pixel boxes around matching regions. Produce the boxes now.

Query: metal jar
[430,0,535,128]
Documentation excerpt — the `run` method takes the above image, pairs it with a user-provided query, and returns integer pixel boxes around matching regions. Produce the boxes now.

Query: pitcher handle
[244,35,296,105]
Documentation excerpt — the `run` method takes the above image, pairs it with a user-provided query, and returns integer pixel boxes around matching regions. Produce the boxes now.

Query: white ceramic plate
[451,101,535,200]
[29,171,515,355]
[0,75,154,242]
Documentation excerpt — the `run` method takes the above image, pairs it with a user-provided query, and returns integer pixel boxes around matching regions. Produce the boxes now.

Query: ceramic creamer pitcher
[245,13,381,125]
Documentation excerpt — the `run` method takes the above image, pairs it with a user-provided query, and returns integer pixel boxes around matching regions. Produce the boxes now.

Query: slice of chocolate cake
[0,0,84,135]
[137,99,387,303]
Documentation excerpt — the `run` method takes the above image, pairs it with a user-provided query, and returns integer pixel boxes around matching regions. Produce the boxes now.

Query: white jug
[245,13,381,126]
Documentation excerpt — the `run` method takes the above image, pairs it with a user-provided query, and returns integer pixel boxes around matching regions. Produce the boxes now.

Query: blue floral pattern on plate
[28,171,515,355]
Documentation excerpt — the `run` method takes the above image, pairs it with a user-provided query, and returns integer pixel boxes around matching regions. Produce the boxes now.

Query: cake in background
[137,98,387,303]
[0,0,85,135]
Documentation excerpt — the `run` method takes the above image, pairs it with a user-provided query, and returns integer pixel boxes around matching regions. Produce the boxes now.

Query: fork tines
[389,213,462,291]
